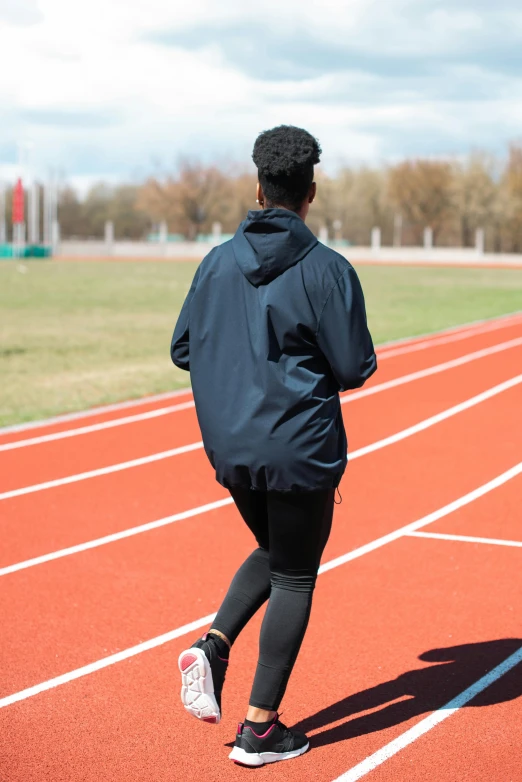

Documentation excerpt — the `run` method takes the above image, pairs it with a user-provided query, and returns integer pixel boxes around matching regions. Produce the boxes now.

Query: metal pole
[475,227,485,255]
[14,223,25,258]
[105,220,114,256]
[35,182,40,244]
[159,220,168,243]
[51,178,58,255]
[43,183,49,245]
[0,184,5,244]
[319,226,328,245]
[52,218,60,255]
[44,179,53,247]
[29,181,40,244]
[393,213,402,247]
[52,178,58,227]
[212,221,222,244]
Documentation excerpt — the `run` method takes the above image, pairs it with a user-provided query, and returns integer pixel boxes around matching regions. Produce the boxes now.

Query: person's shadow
[292,639,522,748]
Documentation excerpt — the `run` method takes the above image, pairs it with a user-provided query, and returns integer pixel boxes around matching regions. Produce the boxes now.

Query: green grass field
[1,260,521,427]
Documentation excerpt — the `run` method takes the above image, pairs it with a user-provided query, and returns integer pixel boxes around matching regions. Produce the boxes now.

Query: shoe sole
[178,647,221,724]
[229,742,309,767]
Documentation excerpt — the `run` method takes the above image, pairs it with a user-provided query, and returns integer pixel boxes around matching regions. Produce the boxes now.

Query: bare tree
[50,142,522,252]
[215,170,258,233]
[451,153,498,247]
[82,184,115,238]
[138,161,230,240]
[308,170,340,238]
[388,160,454,244]
[109,185,150,239]
[344,168,393,245]
[58,186,86,238]
[500,143,522,252]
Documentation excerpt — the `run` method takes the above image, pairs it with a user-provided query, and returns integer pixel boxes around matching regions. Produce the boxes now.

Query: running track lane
[2,336,522,494]
[2,320,522,488]
[1,316,520,776]
[330,474,522,781]
[1,312,520,446]
[1,343,522,569]
[329,525,522,781]
[1,475,521,781]
[1,381,521,699]
[426,470,522,543]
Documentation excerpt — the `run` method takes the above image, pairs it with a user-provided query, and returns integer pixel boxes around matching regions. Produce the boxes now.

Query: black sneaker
[178,634,229,724]
[229,717,309,766]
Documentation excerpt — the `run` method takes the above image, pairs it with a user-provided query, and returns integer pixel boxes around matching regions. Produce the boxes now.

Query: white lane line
[0,613,218,710]
[375,310,522,352]
[2,317,521,451]
[1,333,521,488]
[0,387,194,435]
[377,314,522,360]
[0,498,234,576]
[2,375,521,571]
[1,462,520,710]
[407,530,522,548]
[332,645,522,782]
[0,400,196,452]
[0,441,204,502]
[344,375,522,460]
[340,336,522,406]
[318,463,522,576]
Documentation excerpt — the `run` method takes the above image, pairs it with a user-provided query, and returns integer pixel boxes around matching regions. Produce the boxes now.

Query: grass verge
[1,260,521,426]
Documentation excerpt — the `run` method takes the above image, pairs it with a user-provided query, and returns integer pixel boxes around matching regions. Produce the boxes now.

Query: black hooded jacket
[171,208,377,492]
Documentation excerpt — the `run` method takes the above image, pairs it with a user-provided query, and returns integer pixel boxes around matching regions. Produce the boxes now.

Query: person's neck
[265,203,306,221]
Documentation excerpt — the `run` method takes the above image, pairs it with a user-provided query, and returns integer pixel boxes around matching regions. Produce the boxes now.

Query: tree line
[12,143,522,251]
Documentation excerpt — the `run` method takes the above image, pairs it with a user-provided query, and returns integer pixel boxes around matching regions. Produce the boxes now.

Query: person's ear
[256,182,264,208]
[308,182,317,204]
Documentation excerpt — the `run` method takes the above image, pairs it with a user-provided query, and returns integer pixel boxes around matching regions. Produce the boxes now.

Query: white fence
[57,240,206,259]
[55,239,522,267]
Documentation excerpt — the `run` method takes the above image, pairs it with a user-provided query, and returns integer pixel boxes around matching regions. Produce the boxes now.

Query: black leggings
[211,487,335,711]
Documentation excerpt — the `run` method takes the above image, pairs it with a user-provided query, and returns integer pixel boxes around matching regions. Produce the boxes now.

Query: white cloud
[0,0,43,25]
[1,0,521,183]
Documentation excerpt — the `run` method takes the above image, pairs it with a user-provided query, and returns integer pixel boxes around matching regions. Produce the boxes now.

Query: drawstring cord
[335,487,343,505]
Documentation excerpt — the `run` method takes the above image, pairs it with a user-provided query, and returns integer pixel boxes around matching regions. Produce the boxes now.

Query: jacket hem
[217,476,344,493]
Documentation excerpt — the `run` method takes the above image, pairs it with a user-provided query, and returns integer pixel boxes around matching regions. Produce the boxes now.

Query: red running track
[0,314,521,781]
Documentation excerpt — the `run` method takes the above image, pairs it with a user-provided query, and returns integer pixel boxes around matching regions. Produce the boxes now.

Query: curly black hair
[252,125,321,210]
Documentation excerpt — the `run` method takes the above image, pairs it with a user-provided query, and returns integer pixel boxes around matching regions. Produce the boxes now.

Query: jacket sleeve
[170,267,201,371]
[316,265,377,391]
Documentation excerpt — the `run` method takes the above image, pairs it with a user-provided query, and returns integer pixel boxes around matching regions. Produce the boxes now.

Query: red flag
[13,178,25,224]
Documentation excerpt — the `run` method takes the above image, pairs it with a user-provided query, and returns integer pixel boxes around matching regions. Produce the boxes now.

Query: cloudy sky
[2,0,522,187]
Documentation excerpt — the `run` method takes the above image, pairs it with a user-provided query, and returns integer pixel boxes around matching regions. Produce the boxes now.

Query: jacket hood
[232,208,318,286]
